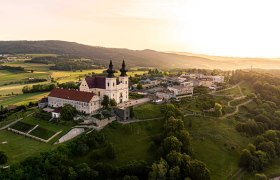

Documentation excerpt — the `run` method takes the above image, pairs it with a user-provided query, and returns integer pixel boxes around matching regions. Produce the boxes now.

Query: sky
[1,0,280,57]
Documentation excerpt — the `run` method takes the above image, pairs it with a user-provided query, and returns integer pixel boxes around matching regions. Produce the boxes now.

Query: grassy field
[0,69,50,86]
[0,130,54,164]
[133,103,163,119]
[184,116,252,179]
[213,86,242,97]
[0,92,49,106]
[78,120,163,166]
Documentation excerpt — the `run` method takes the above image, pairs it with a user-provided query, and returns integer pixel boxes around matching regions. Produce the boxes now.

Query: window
[98,92,100,96]
[108,82,109,87]
[113,82,115,86]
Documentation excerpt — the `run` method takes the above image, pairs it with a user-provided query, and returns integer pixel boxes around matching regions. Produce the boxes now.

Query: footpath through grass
[185,116,252,179]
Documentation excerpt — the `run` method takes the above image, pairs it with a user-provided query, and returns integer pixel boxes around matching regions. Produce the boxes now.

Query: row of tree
[22,84,56,93]
[149,104,210,179]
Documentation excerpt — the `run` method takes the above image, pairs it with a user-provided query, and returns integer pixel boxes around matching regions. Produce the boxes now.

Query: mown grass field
[0,130,54,164]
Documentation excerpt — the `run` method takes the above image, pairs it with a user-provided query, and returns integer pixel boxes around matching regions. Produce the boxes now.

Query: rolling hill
[1,40,280,70]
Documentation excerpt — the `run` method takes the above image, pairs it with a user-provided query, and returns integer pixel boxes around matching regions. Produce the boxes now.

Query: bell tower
[118,59,129,102]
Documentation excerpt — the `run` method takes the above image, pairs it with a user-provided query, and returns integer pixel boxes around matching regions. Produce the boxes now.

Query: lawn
[0,92,49,106]
[133,103,163,119]
[185,116,252,179]
[0,130,54,164]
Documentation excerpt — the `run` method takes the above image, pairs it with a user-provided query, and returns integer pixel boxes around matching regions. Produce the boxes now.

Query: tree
[166,151,182,167]
[164,117,184,136]
[162,136,182,154]
[149,158,169,180]
[189,160,210,180]
[214,103,222,117]
[75,163,98,179]
[110,99,117,107]
[239,149,252,168]
[176,130,191,155]
[137,84,143,90]
[60,104,77,121]
[0,151,7,165]
[101,95,110,108]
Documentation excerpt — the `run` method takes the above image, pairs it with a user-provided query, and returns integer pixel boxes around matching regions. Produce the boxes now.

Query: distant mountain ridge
[0,40,280,70]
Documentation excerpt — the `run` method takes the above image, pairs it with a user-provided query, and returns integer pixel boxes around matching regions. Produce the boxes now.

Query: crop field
[0,92,49,106]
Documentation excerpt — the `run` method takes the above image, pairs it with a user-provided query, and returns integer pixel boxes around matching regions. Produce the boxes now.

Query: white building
[80,60,129,104]
[211,76,225,83]
[168,85,194,97]
[48,88,101,114]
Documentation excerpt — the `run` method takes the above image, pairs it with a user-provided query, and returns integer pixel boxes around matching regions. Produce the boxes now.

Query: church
[79,60,129,104]
[47,60,129,115]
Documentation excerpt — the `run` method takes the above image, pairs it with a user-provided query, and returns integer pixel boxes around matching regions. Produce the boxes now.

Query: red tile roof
[85,76,106,89]
[49,88,96,103]
[53,107,62,113]
[39,97,48,103]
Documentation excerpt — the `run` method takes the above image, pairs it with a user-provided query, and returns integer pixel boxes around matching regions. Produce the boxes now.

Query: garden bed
[29,126,56,140]
[10,121,35,133]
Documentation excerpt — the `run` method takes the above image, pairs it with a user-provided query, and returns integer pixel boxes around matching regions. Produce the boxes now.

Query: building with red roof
[48,88,100,114]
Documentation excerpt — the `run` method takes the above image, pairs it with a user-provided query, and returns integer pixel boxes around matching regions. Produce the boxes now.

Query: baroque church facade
[47,60,129,116]
[79,60,129,104]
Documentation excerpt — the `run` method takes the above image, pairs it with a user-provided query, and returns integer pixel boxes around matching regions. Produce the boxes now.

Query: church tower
[118,59,129,103]
[105,60,117,100]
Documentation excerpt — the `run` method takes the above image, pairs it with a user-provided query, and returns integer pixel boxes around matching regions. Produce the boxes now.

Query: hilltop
[2,40,280,70]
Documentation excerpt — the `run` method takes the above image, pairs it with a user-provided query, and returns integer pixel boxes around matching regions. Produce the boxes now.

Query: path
[0,112,34,130]
[209,81,243,95]
[229,168,243,180]
[0,118,22,130]
[119,117,163,124]
[221,99,253,119]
